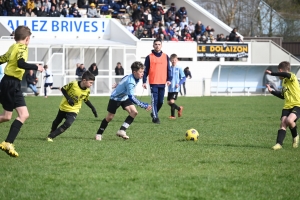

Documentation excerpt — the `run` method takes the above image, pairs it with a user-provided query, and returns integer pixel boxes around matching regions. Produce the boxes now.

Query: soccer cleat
[95,134,102,141]
[47,137,53,142]
[116,130,129,139]
[152,118,160,124]
[293,135,299,148]
[272,143,282,150]
[178,106,184,117]
[169,116,176,119]
[0,141,19,157]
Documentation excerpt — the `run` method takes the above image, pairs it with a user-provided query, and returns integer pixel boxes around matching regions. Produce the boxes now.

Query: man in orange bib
[142,39,172,124]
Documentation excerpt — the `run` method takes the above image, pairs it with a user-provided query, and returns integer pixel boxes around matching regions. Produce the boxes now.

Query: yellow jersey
[0,43,28,80]
[60,81,90,114]
[281,73,300,109]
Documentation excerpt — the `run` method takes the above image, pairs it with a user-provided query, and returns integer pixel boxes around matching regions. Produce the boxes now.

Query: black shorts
[107,99,133,114]
[44,83,53,87]
[0,75,26,111]
[281,106,300,121]
[167,92,178,101]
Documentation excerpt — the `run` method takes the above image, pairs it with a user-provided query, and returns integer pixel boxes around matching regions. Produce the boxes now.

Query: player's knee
[106,116,113,122]
[62,122,72,130]
[130,110,138,117]
[20,113,29,121]
[2,116,11,122]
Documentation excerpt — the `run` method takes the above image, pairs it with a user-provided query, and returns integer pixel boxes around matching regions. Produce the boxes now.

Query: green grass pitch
[0,96,299,200]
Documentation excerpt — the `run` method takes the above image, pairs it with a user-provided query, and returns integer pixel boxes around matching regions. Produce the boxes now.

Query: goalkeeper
[47,71,98,142]
[95,61,152,141]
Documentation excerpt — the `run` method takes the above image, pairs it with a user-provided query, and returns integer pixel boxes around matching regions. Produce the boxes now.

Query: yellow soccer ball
[185,129,199,141]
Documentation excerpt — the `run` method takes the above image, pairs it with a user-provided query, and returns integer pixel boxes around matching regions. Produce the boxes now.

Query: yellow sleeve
[0,51,9,63]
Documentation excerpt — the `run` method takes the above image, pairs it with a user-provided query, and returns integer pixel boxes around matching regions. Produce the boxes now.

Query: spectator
[76,64,86,78]
[88,63,98,77]
[87,3,99,17]
[77,0,88,9]
[0,0,5,16]
[180,67,191,96]
[181,25,189,40]
[49,5,60,16]
[217,33,226,41]
[115,62,124,83]
[131,3,143,22]
[195,21,205,35]
[26,70,39,96]
[26,0,35,11]
[152,10,162,24]
[176,6,187,22]
[126,22,134,33]
[164,10,174,28]
[149,27,156,38]
[144,20,153,31]
[229,28,242,42]
[10,7,19,16]
[43,0,51,13]
[142,7,152,24]
[187,20,194,34]
[184,33,193,41]
[157,26,169,41]
[37,5,48,16]
[179,17,188,30]
[200,35,208,43]
[166,24,175,38]
[51,0,57,9]
[4,0,14,16]
[135,25,144,39]
[140,29,150,38]
[69,3,81,17]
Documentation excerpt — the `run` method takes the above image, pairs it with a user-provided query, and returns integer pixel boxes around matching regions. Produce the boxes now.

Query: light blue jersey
[168,66,186,92]
[111,74,148,109]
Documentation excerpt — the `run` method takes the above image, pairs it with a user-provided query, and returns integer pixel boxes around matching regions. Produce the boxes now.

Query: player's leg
[272,110,289,150]
[150,86,159,122]
[167,93,176,119]
[0,110,13,123]
[286,107,300,148]
[116,100,136,139]
[157,87,165,113]
[50,110,66,133]
[95,99,119,140]
[49,83,60,90]
[183,82,186,96]
[44,83,49,97]
[48,112,77,140]
[0,84,27,157]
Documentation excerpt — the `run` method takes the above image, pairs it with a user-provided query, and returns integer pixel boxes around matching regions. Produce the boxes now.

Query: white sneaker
[95,134,102,141]
[116,130,129,139]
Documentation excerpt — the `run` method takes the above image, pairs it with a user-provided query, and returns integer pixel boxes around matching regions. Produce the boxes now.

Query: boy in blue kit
[167,54,186,119]
[95,61,152,141]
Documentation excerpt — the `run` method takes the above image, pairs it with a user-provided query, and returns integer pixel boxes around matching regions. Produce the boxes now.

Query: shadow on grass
[176,139,269,149]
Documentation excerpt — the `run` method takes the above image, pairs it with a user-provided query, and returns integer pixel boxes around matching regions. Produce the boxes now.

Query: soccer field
[0,96,299,200]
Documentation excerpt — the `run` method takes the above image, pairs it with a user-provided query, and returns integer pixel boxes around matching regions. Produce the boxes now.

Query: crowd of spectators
[0,0,242,43]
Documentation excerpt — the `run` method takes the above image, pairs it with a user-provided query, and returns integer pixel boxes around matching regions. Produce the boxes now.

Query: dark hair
[82,71,95,81]
[14,25,31,41]
[44,65,48,69]
[153,38,162,44]
[131,61,144,72]
[278,61,290,72]
[90,63,97,68]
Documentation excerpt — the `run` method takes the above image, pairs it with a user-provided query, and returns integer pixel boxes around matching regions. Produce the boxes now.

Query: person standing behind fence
[115,62,124,83]
[43,65,60,98]
[76,63,86,80]
[143,39,172,124]
[88,63,98,93]
[180,67,191,96]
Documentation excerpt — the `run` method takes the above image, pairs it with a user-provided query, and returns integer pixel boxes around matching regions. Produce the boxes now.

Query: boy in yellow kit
[47,71,98,141]
[266,61,300,150]
[0,26,44,157]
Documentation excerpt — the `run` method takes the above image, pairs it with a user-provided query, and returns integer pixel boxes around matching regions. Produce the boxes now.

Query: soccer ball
[185,129,199,141]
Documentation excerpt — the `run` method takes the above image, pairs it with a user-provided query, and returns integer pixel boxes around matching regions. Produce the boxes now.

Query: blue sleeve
[178,68,186,85]
[143,55,150,84]
[127,83,148,109]
[167,55,172,82]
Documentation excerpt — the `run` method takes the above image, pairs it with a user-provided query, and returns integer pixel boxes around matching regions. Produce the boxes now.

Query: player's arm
[61,86,75,106]
[17,58,39,70]
[178,68,186,85]
[85,100,98,118]
[0,51,9,65]
[270,72,291,79]
[127,83,149,109]
[271,90,284,99]
[166,55,172,82]
[143,55,150,84]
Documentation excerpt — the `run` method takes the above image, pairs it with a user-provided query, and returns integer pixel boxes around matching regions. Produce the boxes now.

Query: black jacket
[115,67,124,75]
[26,72,37,87]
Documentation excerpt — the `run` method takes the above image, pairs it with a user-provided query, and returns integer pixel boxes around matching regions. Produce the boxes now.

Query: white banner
[0,17,111,39]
